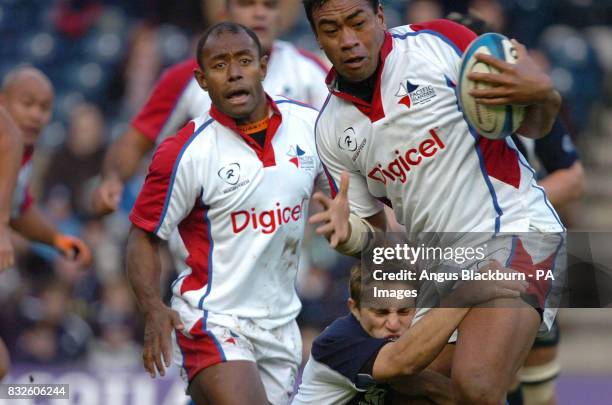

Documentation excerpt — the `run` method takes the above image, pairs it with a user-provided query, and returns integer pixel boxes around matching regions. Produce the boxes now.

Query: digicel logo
[231,200,306,234]
[367,129,445,185]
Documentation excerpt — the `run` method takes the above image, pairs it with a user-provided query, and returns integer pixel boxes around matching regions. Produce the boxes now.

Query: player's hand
[448,260,528,307]
[0,225,15,271]
[308,172,351,248]
[467,39,556,106]
[92,176,123,216]
[53,234,92,267]
[142,304,184,378]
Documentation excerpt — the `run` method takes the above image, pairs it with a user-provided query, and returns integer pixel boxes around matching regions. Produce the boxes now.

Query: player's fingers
[73,239,92,267]
[495,288,522,299]
[170,310,185,330]
[496,279,528,293]
[160,329,173,369]
[338,172,350,199]
[510,39,528,58]
[329,232,340,248]
[467,72,514,86]
[142,346,156,377]
[474,97,513,105]
[312,191,332,209]
[469,86,513,99]
[308,211,330,225]
[474,53,513,72]
[151,334,165,377]
[315,221,337,236]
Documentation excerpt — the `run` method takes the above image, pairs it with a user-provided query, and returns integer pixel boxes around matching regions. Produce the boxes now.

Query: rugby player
[93,0,330,216]
[126,23,333,405]
[0,106,22,380]
[0,66,92,380]
[303,1,565,404]
[293,262,528,404]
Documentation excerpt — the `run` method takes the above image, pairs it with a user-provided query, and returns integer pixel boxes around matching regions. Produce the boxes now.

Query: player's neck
[235,100,269,127]
[337,60,381,104]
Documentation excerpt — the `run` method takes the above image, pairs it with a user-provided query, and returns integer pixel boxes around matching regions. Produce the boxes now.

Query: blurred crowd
[0,0,610,371]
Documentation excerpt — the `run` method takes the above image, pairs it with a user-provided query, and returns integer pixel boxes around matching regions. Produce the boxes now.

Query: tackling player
[126,23,332,405]
[93,0,330,216]
[303,1,565,404]
[293,262,528,405]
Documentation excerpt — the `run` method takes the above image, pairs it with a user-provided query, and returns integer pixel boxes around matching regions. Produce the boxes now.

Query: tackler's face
[311,0,386,82]
[195,30,268,122]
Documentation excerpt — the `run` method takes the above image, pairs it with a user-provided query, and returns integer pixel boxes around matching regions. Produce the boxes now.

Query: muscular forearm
[374,307,468,380]
[102,126,154,182]
[10,206,59,246]
[517,90,561,139]
[0,108,23,225]
[390,370,453,404]
[126,226,164,314]
[537,161,585,207]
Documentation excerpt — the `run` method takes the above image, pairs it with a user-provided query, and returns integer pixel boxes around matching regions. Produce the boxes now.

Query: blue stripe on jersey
[275,98,319,112]
[201,312,227,362]
[154,118,214,235]
[392,29,462,57]
[175,330,188,380]
[509,141,565,231]
[313,94,340,193]
[445,76,503,233]
[505,236,518,267]
[198,203,215,310]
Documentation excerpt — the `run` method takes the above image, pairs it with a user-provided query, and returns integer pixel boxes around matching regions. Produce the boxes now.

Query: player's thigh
[189,360,269,405]
[0,338,9,381]
[452,299,540,395]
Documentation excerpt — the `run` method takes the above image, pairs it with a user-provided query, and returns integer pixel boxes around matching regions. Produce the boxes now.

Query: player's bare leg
[188,361,269,405]
[451,298,540,405]
[520,345,559,405]
[0,337,9,381]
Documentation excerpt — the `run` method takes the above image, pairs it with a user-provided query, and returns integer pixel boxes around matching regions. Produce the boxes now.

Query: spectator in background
[43,103,105,220]
[405,0,443,24]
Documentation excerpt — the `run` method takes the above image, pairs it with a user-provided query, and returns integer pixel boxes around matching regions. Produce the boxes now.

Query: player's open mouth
[343,56,366,69]
[226,89,250,105]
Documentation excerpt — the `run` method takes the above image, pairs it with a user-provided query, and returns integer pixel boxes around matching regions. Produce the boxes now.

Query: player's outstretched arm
[468,40,561,139]
[309,172,386,254]
[0,107,23,271]
[9,205,91,266]
[372,262,527,382]
[126,226,184,378]
[92,126,155,216]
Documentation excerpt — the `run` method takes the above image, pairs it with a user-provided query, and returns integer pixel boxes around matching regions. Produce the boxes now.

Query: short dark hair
[196,21,263,69]
[302,0,380,31]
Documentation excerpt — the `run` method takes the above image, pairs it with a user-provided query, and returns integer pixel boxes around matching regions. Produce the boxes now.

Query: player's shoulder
[272,40,329,74]
[390,19,476,54]
[312,314,370,357]
[155,116,213,163]
[274,96,320,123]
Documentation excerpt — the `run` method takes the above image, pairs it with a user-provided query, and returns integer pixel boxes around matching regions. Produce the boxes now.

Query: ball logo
[338,127,358,152]
[218,163,241,186]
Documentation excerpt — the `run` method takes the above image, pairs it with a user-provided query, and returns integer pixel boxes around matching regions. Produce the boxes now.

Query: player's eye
[213,62,226,70]
[240,58,252,65]
[354,20,365,28]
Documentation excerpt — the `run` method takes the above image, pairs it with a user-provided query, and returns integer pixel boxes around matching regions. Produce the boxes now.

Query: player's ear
[194,68,209,92]
[348,298,361,321]
[259,54,268,81]
[376,4,387,30]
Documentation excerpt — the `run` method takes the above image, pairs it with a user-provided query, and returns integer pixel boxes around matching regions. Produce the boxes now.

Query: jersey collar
[325,31,393,123]
[210,94,281,167]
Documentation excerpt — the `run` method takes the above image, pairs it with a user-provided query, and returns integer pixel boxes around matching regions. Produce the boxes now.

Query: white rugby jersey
[315,20,564,238]
[132,40,329,144]
[130,97,332,329]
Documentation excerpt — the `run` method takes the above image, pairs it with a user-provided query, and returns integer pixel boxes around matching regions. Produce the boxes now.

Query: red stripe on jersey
[131,59,199,142]
[297,48,329,74]
[20,187,33,215]
[410,19,477,53]
[178,202,211,294]
[508,238,555,309]
[177,318,225,381]
[21,145,34,166]
[479,137,521,189]
[129,121,197,232]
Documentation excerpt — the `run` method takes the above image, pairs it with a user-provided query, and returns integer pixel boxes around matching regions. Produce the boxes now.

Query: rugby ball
[458,33,525,139]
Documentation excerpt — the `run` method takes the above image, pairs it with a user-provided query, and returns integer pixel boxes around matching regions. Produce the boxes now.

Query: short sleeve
[129,122,200,240]
[315,112,383,218]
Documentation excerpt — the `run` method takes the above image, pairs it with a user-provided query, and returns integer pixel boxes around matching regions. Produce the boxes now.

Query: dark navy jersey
[293,314,394,405]
[512,117,579,178]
